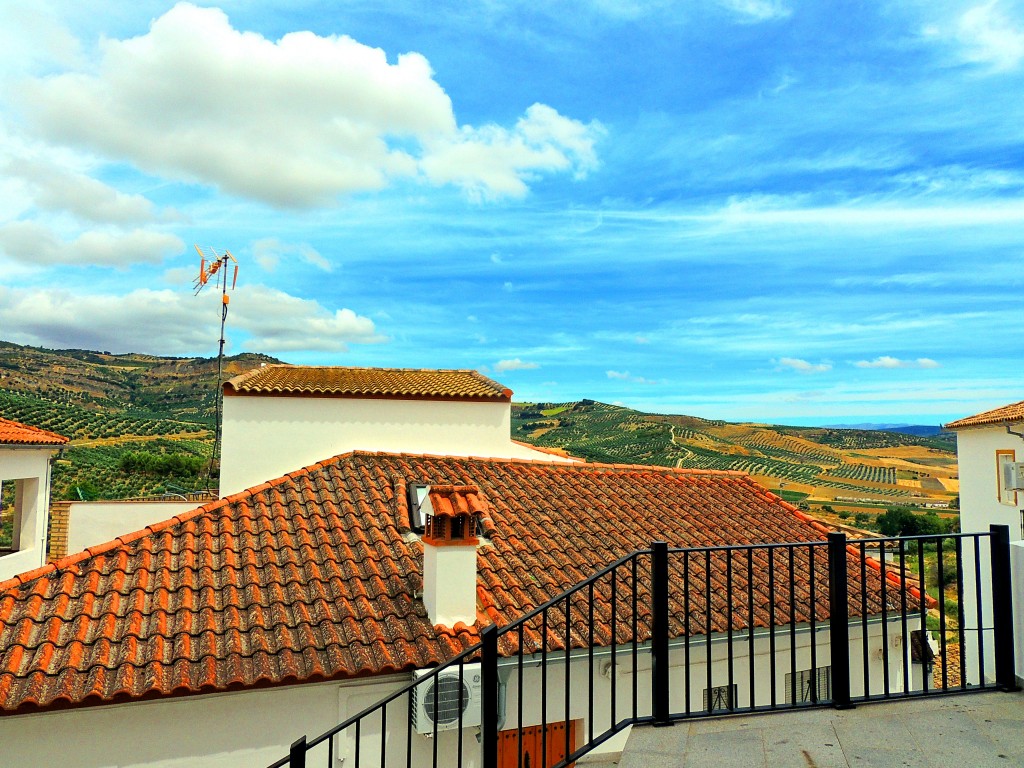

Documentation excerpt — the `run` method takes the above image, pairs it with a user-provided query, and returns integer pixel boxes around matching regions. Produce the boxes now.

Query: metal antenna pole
[213,256,229,481]
[193,245,238,496]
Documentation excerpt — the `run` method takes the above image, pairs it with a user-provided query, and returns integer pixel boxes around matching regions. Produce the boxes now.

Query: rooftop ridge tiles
[945,398,1024,429]
[224,365,512,400]
[342,448,749,476]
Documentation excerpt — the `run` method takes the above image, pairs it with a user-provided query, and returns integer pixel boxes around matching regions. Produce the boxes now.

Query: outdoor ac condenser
[1002,461,1024,492]
[410,663,482,735]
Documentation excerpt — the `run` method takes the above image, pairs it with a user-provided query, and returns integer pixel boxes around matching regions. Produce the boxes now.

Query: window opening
[996,450,1017,506]
[408,483,428,532]
[784,666,831,704]
[703,683,737,712]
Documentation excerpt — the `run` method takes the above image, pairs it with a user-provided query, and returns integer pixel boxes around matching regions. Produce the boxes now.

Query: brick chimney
[421,484,486,627]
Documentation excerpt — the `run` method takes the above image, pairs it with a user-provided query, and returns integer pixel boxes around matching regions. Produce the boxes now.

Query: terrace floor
[601,690,1024,768]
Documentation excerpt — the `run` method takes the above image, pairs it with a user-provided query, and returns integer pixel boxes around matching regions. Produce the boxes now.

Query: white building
[945,400,1024,686]
[0,446,925,768]
[0,417,67,582]
[219,365,571,497]
[52,366,571,562]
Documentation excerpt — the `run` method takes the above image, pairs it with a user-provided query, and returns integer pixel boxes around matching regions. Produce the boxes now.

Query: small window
[408,484,428,532]
[703,683,737,712]
[784,666,831,704]
[996,450,1017,506]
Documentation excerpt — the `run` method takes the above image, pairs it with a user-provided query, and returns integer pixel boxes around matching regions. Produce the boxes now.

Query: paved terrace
[600,690,1024,768]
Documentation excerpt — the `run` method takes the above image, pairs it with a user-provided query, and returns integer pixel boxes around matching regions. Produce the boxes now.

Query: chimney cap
[422,484,487,545]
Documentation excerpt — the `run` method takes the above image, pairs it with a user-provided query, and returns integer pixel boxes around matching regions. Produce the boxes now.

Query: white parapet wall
[220,394,569,497]
[67,500,203,554]
[0,447,55,582]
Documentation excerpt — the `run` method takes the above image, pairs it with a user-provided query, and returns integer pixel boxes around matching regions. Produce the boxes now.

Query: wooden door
[497,721,576,768]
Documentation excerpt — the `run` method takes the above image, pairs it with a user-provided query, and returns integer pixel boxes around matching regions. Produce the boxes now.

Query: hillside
[0,341,959,515]
[513,401,958,515]
[0,341,281,500]
[0,340,279,423]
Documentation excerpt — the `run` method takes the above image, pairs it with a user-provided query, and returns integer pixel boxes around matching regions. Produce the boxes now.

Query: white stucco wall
[0,620,919,768]
[955,426,1024,539]
[952,425,1024,685]
[0,676,401,768]
[0,446,56,582]
[1014,541,1024,684]
[67,501,202,554]
[219,395,570,497]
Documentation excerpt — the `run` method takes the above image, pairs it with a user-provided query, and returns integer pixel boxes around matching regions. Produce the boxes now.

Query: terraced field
[513,400,957,512]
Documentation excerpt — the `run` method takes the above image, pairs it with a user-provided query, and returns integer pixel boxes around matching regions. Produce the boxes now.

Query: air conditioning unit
[1002,461,1024,492]
[410,664,482,735]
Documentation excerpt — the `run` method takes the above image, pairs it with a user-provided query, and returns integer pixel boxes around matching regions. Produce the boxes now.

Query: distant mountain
[879,425,951,438]
[825,422,949,437]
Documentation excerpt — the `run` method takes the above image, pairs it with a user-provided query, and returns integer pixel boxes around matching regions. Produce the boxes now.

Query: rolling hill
[512,400,958,515]
[0,342,959,519]
[0,341,280,500]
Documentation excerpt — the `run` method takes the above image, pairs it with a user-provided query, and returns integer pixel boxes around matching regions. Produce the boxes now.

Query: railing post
[651,540,672,725]
[989,524,1019,692]
[481,623,500,766]
[827,533,854,709]
[288,736,306,768]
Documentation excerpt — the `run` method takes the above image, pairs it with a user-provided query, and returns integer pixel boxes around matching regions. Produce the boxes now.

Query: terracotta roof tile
[945,399,1024,430]
[0,417,68,446]
[223,365,512,401]
[0,452,906,714]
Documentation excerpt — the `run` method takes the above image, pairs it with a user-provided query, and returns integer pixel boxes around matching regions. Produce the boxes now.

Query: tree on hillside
[876,506,952,537]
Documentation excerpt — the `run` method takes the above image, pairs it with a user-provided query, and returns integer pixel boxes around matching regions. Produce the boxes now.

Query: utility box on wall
[1001,461,1024,492]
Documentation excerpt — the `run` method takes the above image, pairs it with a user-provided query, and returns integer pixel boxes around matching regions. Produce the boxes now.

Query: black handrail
[269,527,1016,768]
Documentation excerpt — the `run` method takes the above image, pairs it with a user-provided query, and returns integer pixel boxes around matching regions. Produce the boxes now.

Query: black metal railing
[270,526,1017,768]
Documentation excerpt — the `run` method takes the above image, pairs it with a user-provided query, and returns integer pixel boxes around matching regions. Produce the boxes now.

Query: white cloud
[854,356,941,369]
[0,220,182,266]
[6,157,156,223]
[19,3,601,207]
[251,237,331,272]
[776,357,832,374]
[0,5,82,79]
[0,283,383,355]
[231,284,385,352]
[495,358,540,372]
[420,103,604,200]
[706,195,1024,228]
[956,1,1024,71]
[717,0,791,23]
[607,370,658,384]
[0,286,213,352]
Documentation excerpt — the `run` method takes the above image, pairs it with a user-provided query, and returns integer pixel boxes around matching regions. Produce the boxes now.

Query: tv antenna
[193,244,239,491]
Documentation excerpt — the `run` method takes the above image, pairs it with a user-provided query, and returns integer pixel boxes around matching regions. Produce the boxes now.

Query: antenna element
[194,244,240,492]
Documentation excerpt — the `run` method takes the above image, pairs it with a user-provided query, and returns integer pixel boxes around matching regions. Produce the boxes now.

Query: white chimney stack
[420,485,485,627]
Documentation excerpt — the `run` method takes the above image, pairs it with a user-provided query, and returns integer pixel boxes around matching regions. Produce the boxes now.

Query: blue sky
[1,1,1022,425]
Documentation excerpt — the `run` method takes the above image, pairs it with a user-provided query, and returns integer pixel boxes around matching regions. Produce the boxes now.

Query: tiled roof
[224,365,512,401]
[0,417,68,446]
[945,399,1024,430]
[0,453,900,714]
